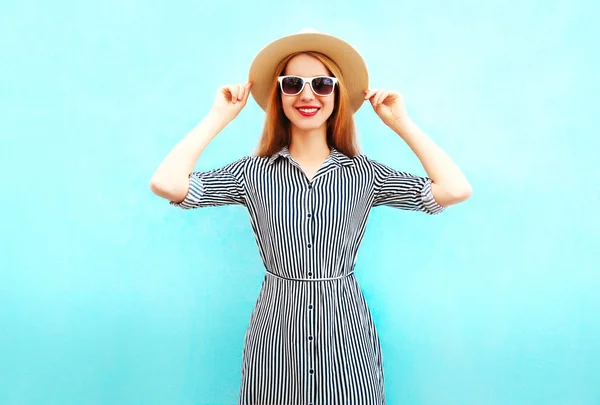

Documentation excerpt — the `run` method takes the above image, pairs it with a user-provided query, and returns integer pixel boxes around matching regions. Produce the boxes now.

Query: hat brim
[248,32,369,113]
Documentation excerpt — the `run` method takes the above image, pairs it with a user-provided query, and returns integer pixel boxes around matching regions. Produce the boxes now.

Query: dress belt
[265,269,355,282]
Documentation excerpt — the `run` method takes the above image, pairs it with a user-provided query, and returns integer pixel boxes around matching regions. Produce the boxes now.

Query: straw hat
[248,28,369,113]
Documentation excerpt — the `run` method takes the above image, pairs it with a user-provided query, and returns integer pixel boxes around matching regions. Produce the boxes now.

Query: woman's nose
[299,81,315,100]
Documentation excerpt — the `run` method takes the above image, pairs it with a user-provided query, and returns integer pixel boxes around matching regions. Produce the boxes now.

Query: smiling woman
[149,28,470,405]
[255,51,359,175]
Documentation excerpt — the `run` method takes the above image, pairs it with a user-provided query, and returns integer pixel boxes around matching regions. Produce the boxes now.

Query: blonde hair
[254,51,360,157]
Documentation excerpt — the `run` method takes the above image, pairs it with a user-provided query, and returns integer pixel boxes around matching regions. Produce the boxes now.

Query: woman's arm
[364,88,472,207]
[388,118,472,207]
[149,110,232,202]
[149,82,252,202]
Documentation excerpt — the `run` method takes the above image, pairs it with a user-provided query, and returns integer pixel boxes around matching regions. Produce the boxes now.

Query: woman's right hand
[211,81,253,122]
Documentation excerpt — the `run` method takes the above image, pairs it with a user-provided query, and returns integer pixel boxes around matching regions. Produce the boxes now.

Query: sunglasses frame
[277,75,339,97]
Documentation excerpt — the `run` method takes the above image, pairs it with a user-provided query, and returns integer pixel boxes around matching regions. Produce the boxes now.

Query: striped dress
[170,146,445,405]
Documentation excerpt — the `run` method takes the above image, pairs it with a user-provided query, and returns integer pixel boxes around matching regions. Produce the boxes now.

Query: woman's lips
[296,107,320,117]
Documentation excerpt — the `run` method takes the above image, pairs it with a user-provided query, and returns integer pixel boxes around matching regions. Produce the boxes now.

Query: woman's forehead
[284,53,330,76]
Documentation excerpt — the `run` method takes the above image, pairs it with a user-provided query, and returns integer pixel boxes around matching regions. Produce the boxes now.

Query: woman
[150,29,471,405]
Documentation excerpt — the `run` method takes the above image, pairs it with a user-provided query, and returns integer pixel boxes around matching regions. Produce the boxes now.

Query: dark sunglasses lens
[311,77,335,95]
[281,77,304,94]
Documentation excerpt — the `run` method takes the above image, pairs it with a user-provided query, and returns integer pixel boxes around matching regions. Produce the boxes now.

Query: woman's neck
[288,125,330,161]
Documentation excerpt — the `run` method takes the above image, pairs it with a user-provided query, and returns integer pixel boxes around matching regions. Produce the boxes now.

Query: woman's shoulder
[229,153,277,171]
[348,153,375,167]
[353,153,397,167]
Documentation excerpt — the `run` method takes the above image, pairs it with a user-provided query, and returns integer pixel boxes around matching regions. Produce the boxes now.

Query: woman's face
[280,53,336,133]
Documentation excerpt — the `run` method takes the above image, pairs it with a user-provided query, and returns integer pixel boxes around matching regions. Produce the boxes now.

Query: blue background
[1,0,599,404]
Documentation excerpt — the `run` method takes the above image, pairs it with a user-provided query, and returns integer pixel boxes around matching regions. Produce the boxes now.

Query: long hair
[254,51,360,158]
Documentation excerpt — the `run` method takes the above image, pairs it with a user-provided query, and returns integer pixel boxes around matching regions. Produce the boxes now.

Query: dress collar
[267,146,355,167]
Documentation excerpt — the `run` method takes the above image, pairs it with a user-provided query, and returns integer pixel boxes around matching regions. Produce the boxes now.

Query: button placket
[307,181,315,278]
[305,179,317,404]
[307,284,316,403]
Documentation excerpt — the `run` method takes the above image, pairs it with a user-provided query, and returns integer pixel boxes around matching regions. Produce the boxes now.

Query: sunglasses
[277,75,338,96]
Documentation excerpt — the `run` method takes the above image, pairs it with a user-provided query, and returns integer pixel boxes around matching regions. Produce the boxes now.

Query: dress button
[309,369,314,374]
[308,304,313,309]
[308,184,312,189]
[308,336,313,340]
[308,272,313,276]
[308,243,312,248]
[307,213,311,218]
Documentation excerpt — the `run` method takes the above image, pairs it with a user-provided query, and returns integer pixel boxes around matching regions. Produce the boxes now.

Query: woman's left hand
[364,89,412,127]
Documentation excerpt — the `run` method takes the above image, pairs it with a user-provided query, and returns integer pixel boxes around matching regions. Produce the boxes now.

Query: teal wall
[1,1,598,404]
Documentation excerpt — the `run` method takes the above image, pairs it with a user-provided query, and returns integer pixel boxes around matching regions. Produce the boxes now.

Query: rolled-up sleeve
[169,156,249,209]
[370,158,445,215]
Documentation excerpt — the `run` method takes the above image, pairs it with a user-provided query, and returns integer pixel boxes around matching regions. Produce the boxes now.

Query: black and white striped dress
[170,146,445,405]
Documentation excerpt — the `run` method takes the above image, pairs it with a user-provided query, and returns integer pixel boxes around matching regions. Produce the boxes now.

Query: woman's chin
[289,120,328,132]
